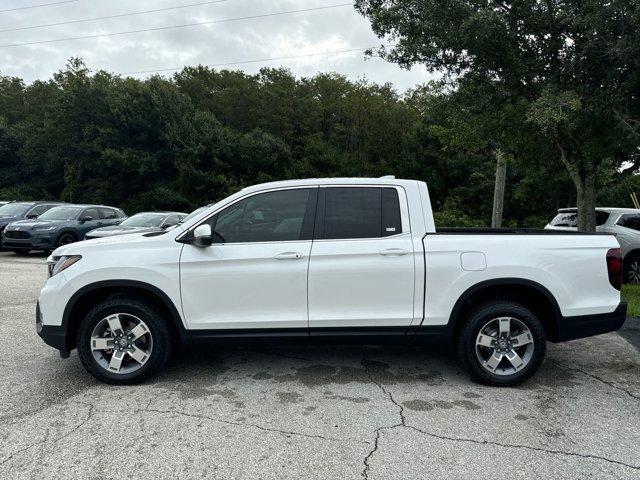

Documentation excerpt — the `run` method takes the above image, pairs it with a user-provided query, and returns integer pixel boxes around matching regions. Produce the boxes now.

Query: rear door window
[321,187,403,240]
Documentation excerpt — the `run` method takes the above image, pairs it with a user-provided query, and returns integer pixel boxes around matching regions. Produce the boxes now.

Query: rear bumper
[555,301,627,342]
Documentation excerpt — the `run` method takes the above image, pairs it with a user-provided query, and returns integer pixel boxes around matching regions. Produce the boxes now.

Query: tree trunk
[491,151,507,228]
[556,142,597,232]
[576,169,596,232]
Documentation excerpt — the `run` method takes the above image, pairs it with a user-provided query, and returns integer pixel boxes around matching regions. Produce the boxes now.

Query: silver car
[546,207,640,283]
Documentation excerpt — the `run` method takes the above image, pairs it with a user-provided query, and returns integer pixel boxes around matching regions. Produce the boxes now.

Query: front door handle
[274,252,304,260]
[379,248,410,256]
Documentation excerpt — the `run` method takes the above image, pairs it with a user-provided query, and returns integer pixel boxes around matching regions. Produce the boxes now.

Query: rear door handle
[379,248,410,256]
[274,252,304,260]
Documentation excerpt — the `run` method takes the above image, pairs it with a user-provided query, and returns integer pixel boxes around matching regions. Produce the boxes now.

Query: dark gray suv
[2,204,126,254]
[0,201,64,249]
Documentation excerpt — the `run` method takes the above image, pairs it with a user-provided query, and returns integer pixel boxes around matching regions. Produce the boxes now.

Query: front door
[180,187,317,331]
[308,186,415,332]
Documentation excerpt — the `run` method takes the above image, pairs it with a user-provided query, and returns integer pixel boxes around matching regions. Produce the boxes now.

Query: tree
[355,0,640,231]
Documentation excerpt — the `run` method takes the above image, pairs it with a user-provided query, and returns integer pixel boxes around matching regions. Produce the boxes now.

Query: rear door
[308,186,415,332]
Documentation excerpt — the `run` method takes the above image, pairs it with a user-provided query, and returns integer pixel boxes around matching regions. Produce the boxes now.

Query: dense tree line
[0,57,638,227]
[356,0,640,230]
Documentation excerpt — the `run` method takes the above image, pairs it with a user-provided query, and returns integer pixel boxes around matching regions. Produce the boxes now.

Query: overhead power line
[0,0,78,14]
[0,3,353,48]
[0,0,229,34]
[120,47,374,75]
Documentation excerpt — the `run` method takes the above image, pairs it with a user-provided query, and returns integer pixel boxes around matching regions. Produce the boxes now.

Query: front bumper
[3,231,56,250]
[36,302,70,357]
[555,300,627,342]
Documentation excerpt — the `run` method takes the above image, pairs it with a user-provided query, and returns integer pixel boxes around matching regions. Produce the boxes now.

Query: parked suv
[3,204,125,254]
[85,211,186,239]
[546,207,640,283]
[37,178,625,386]
[0,201,64,250]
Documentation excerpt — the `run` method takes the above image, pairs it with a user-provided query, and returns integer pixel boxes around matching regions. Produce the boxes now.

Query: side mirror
[79,216,93,223]
[26,213,38,219]
[192,224,212,247]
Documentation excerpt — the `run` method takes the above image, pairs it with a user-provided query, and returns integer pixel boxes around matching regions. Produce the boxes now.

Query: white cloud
[0,0,434,91]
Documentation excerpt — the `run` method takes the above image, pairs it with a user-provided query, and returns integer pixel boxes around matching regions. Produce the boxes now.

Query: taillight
[606,248,622,290]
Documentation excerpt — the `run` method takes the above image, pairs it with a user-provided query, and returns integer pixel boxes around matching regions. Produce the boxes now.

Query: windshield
[549,211,609,227]
[38,206,82,221]
[121,213,166,228]
[0,203,31,216]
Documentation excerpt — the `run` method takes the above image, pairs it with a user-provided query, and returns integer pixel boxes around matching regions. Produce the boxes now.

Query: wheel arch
[62,280,189,351]
[623,249,640,262]
[448,278,563,342]
[56,229,78,242]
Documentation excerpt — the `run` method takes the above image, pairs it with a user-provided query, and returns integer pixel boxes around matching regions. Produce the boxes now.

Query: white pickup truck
[37,177,627,386]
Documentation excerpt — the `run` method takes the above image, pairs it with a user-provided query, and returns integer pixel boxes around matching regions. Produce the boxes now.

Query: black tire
[623,254,640,284]
[11,248,31,255]
[77,295,172,385]
[457,301,546,387]
[56,232,77,248]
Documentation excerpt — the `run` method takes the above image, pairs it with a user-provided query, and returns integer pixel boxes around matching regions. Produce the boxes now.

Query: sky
[0,0,434,91]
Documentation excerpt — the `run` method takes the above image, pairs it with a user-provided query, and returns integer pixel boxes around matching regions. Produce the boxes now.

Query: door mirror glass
[193,224,212,247]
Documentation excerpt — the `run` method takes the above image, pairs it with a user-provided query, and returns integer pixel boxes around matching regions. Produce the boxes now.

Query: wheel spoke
[106,314,124,335]
[505,350,525,371]
[129,323,149,341]
[476,334,495,348]
[108,350,125,372]
[91,336,114,351]
[127,346,150,365]
[498,317,511,336]
[484,352,503,372]
[511,332,533,347]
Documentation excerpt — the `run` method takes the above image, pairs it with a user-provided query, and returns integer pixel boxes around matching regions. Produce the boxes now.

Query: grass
[622,284,640,317]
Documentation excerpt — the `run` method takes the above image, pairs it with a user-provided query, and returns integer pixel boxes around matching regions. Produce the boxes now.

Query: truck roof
[243,177,417,192]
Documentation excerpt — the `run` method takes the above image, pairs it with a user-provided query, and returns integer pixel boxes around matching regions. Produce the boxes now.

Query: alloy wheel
[627,260,640,284]
[475,317,535,376]
[58,234,75,246]
[90,313,153,374]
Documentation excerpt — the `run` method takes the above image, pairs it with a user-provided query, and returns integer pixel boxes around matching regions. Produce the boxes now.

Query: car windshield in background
[0,203,31,216]
[121,213,166,228]
[550,210,609,227]
[179,206,209,224]
[38,206,82,221]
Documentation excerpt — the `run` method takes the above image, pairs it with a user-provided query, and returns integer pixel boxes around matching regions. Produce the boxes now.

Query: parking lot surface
[0,251,639,479]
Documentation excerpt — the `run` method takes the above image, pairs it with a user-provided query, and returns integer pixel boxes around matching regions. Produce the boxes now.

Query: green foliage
[0,55,632,226]
[355,0,640,231]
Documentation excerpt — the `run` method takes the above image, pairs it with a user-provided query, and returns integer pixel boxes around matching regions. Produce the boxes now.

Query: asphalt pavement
[1,251,639,479]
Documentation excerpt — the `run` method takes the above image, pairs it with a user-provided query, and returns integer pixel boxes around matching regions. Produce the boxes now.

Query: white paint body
[38,178,621,332]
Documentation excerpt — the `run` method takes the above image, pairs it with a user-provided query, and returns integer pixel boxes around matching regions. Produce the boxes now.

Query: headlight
[34,226,56,231]
[48,255,82,277]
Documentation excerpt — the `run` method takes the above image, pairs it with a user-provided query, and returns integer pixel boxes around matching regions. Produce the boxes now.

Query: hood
[86,226,161,238]
[52,225,185,257]
[9,219,66,229]
[0,216,19,228]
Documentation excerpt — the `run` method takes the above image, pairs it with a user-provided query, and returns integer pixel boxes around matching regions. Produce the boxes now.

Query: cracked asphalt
[1,251,639,479]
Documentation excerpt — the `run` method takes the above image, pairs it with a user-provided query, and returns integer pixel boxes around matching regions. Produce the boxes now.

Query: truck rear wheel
[77,295,172,385]
[458,301,546,387]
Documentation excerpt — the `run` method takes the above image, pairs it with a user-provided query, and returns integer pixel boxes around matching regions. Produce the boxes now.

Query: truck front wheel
[458,301,546,387]
[77,295,172,385]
